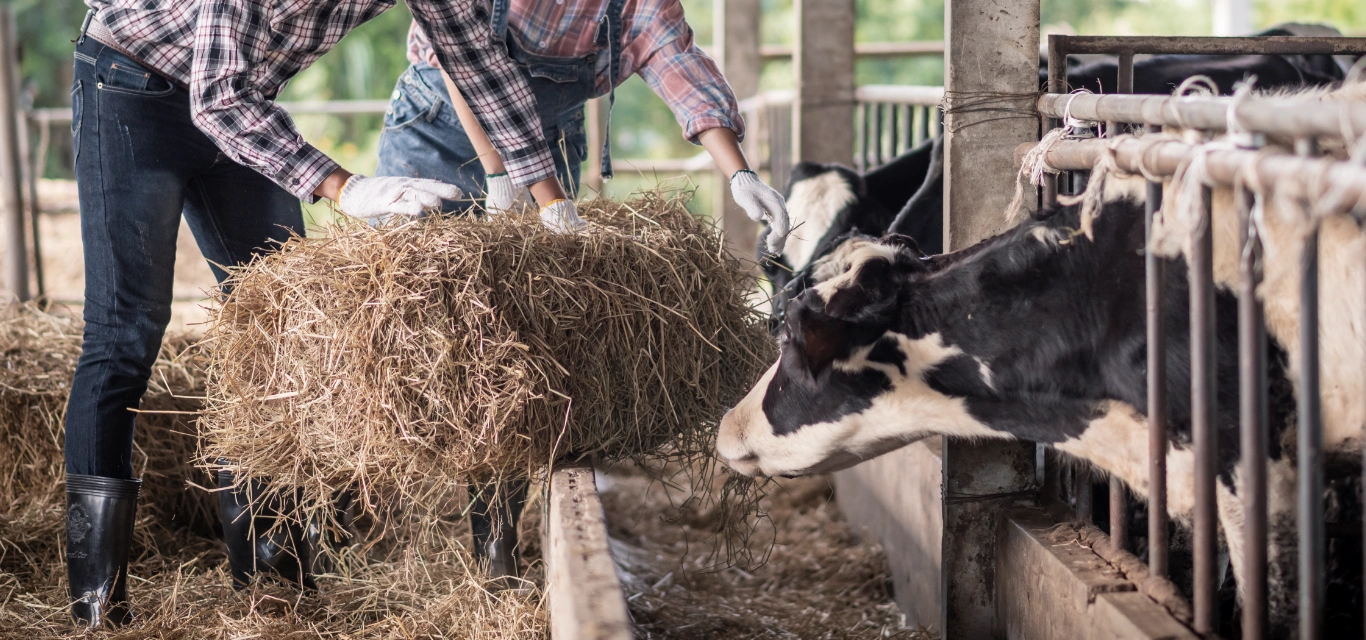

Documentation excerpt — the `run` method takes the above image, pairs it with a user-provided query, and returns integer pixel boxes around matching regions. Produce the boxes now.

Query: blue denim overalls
[375,0,626,210]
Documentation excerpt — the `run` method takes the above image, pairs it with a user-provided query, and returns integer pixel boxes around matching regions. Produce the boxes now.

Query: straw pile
[199,193,773,519]
[600,464,932,639]
[0,305,549,638]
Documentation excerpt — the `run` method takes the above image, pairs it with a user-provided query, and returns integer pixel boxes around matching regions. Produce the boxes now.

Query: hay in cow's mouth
[198,190,774,543]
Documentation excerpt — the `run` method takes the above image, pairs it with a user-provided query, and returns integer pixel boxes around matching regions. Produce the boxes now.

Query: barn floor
[598,465,933,639]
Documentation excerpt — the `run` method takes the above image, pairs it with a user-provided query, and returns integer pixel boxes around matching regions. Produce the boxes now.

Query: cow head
[718,236,993,477]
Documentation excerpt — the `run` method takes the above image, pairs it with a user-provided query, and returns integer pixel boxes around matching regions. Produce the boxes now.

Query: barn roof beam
[1038,92,1366,141]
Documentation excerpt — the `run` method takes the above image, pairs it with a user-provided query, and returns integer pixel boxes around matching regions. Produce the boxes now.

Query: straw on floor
[0,304,548,639]
[198,192,774,522]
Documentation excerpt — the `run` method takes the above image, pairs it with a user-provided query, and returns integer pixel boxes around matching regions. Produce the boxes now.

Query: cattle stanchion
[1237,182,1269,640]
[1191,185,1219,634]
[1297,221,1324,640]
[1145,147,1170,580]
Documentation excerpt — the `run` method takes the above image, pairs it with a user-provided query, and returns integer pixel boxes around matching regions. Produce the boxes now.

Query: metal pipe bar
[1191,185,1219,634]
[1020,137,1366,217]
[1238,184,1269,640]
[916,105,929,146]
[1044,41,1066,209]
[1146,172,1170,579]
[888,103,900,157]
[858,102,870,172]
[1050,34,1366,57]
[1108,478,1128,552]
[1075,467,1093,523]
[1039,92,1366,141]
[873,103,884,167]
[1298,221,1324,640]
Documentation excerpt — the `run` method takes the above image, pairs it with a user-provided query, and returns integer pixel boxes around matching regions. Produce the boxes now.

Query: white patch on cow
[1052,401,1197,519]
[783,172,857,269]
[810,237,879,284]
[717,332,1000,478]
[811,243,901,304]
[1029,226,1064,246]
[973,357,995,390]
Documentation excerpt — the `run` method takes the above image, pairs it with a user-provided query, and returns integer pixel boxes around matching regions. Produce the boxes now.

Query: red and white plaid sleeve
[188,0,340,202]
[409,0,555,188]
[631,6,745,144]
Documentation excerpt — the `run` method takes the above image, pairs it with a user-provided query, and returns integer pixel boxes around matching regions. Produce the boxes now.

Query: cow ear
[825,257,896,322]
[793,298,847,376]
[882,233,927,259]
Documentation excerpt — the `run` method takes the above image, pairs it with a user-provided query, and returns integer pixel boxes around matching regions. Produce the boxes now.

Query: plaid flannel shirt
[407,0,744,144]
[86,0,555,199]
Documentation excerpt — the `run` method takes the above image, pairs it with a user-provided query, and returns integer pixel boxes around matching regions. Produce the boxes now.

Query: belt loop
[77,10,93,46]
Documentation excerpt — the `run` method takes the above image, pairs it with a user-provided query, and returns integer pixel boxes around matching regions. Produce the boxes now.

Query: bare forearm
[698,127,749,177]
[440,70,508,176]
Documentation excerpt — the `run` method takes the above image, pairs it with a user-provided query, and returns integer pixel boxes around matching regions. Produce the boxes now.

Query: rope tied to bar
[1005,90,1097,223]
[1055,135,1132,239]
[1166,76,1219,132]
[1226,77,1265,150]
[1165,140,1233,258]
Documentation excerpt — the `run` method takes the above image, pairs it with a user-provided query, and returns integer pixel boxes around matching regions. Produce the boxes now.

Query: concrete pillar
[714,0,761,260]
[0,7,29,301]
[792,0,854,167]
[941,0,1039,636]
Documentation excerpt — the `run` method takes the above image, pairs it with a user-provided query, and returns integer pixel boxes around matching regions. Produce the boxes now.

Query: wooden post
[546,463,632,640]
[792,0,854,167]
[0,7,29,301]
[940,0,1039,636]
[714,0,761,260]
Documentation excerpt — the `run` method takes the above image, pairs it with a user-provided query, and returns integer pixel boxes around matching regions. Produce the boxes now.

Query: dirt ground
[598,465,933,640]
[35,179,228,333]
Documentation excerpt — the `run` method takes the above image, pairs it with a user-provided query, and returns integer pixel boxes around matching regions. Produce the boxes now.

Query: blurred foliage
[12,0,1366,218]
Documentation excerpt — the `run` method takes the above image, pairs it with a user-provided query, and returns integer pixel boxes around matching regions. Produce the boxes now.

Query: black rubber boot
[303,489,357,577]
[66,474,141,628]
[217,469,315,590]
[469,480,528,582]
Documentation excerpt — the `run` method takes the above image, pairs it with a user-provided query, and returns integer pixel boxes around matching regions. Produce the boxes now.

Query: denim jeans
[66,36,304,479]
[375,62,588,212]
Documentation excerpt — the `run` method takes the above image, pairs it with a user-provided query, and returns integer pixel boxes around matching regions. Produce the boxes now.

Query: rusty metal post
[792,0,854,166]
[1191,185,1218,634]
[940,0,1040,636]
[0,7,29,301]
[1145,165,1170,579]
[1298,224,1324,640]
[1237,183,1268,640]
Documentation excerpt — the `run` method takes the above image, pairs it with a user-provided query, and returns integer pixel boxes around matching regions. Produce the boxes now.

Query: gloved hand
[484,172,522,213]
[337,174,461,219]
[539,199,587,233]
[730,170,790,254]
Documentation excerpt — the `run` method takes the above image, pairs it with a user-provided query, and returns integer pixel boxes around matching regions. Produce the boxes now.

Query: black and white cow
[719,193,1364,633]
[761,135,945,327]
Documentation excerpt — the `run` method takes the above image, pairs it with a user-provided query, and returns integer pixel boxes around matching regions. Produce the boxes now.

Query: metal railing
[854,85,943,172]
[1037,34,1366,639]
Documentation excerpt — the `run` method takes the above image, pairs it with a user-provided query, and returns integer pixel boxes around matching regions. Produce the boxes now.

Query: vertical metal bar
[1109,51,1135,138]
[899,104,912,153]
[1075,467,1093,523]
[917,105,929,145]
[0,7,29,301]
[1043,36,1066,209]
[1238,184,1268,640]
[1298,223,1324,640]
[1192,185,1219,634]
[1146,136,1170,580]
[887,103,899,157]
[1108,479,1128,551]
[858,102,870,172]
[872,103,884,168]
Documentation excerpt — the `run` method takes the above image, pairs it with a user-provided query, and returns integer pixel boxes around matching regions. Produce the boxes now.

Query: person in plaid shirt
[63,0,580,628]
[375,0,792,584]
[378,0,791,247]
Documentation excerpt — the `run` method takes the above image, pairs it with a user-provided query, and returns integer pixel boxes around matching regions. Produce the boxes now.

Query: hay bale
[199,193,772,516]
[0,304,214,547]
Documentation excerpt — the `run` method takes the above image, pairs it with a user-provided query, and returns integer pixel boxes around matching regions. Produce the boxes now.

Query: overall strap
[490,0,511,41]
[595,0,630,180]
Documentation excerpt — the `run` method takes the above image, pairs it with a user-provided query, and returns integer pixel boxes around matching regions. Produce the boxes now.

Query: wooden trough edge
[546,462,634,640]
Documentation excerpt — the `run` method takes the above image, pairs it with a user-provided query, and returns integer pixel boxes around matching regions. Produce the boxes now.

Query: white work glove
[484,172,522,213]
[337,174,461,219]
[730,170,790,254]
[539,199,587,233]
